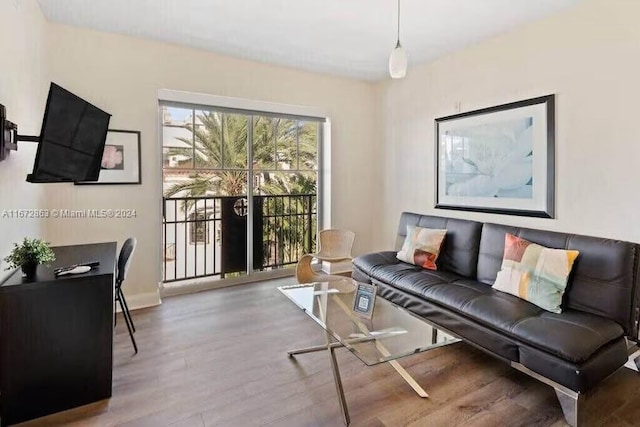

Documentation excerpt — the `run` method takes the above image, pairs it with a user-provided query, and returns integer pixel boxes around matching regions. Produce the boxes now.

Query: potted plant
[4,238,56,280]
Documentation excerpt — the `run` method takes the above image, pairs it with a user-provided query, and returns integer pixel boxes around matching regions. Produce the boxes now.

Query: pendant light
[389,0,408,79]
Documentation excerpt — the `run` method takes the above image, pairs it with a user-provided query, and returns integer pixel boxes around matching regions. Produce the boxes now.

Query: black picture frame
[435,95,555,218]
[76,129,142,185]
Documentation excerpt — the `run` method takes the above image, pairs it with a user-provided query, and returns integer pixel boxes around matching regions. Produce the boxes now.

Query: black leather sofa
[352,212,640,426]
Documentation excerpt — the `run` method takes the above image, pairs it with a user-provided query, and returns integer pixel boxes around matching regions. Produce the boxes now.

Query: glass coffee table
[278,279,460,425]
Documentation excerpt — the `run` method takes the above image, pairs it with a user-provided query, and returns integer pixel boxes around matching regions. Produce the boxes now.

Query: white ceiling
[36,0,582,81]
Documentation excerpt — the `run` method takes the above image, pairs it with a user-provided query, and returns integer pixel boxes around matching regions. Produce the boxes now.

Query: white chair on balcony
[296,229,355,284]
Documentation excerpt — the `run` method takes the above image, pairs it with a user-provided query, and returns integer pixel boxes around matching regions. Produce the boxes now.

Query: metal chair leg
[116,289,134,333]
[119,289,136,333]
[118,296,138,354]
[114,290,119,327]
[118,289,137,341]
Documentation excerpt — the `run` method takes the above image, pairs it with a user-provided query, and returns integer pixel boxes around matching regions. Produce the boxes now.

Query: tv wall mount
[0,103,39,162]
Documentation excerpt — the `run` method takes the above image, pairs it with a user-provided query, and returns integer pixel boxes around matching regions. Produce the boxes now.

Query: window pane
[255,171,317,196]
[162,106,193,127]
[221,113,248,169]
[215,170,247,196]
[253,116,276,170]
[163,171,209,199]
[192,111,249,170]
[275,118,297,170]
[163,170,246,198]
[193,110,221,169]
[162,106,194,169]
[298,121,318,170]
[163,147,193,169]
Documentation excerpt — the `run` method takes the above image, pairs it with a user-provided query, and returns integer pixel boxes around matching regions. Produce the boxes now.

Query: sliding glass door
[161,103,321,284]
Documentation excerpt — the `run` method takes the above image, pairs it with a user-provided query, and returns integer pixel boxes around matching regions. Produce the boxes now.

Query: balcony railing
[162,194,317,283]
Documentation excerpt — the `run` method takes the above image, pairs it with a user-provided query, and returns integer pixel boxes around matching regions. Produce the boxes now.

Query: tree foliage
[164,111,318,198]
[163,109,319,267]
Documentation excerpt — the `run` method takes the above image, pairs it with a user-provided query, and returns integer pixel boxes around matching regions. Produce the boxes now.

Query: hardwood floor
[16,278,640,427]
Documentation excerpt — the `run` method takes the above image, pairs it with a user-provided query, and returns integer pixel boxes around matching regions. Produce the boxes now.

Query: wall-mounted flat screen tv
[26,83,112,183]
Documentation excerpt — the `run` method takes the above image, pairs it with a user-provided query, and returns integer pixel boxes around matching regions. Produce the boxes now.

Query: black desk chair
[116,237,138,354]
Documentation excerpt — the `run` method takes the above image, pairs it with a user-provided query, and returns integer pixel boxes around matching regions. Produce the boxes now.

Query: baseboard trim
[161,269,295,298]
[117,290,162,312]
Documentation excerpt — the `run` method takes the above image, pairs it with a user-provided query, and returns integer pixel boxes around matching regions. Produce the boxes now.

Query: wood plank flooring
[16,278,640,427]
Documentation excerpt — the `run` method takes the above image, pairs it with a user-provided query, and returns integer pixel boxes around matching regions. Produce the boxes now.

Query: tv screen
[27,83,111,183]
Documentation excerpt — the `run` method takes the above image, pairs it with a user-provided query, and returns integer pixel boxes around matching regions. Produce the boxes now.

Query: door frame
[157,89,329,296]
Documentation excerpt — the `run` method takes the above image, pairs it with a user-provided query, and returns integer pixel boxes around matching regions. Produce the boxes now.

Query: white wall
[10,0,632,303]
[374,0,640,249]
[0,0,48,280]
[45,24,378,307]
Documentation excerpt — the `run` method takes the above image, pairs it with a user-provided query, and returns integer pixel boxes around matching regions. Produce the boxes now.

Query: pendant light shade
[389,41,408,79]
[389,0,407,79]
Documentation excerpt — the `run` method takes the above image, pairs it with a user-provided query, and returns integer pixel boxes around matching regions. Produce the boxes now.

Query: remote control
[56,266,92,276]
[54,261,100,276]
[81,261,100,268]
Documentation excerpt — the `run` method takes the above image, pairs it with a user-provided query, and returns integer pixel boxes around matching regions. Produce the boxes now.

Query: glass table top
[278,279,460,366]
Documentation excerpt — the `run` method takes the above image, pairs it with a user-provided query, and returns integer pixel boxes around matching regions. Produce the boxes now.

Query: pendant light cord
[396,0,401,47]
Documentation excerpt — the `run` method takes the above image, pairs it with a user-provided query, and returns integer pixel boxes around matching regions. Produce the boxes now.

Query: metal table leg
[328,338,350,425]
[388,360,429,398]
[288,343,330,356]
[288,339,352,424]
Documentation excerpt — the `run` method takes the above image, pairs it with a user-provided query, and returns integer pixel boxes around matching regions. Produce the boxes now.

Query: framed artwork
[435,95,555,218]
[76,129,141,185]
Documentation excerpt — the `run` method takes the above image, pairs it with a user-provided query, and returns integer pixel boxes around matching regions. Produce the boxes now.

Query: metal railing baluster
[161,194,317,283]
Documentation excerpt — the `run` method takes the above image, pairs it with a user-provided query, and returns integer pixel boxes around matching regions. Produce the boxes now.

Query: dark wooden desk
[0,242,117,426]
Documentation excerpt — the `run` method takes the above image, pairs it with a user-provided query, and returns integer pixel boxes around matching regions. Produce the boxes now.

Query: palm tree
[252,119,319,262]
[163,108,319,269]
[259,172,318,264]
[165,112,317,198]
[165,112,249,198]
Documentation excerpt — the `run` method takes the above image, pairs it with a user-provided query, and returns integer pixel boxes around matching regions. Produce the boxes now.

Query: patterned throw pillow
[492,233,580,313]
[396,226,447,270]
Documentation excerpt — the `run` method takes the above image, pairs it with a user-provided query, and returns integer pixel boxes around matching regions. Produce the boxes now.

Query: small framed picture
[352,283,377,319]
[76,129,141,185]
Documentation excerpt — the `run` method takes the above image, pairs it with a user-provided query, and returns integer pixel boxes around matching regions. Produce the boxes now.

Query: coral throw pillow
[396,226,447,270]
[492,233,580,313]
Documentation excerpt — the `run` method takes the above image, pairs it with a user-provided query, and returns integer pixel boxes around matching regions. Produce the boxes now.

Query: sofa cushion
[511,310,625,363]
[354,256,624,364]
[518,337,628,393]
[372,275,629,393]
[397,213,483,278]
[353,251,413,280]
[417,280,622,363]
[492,233,580,313]
[353,252,462,294]
[477,222,639,336]
[396,226,447,270]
